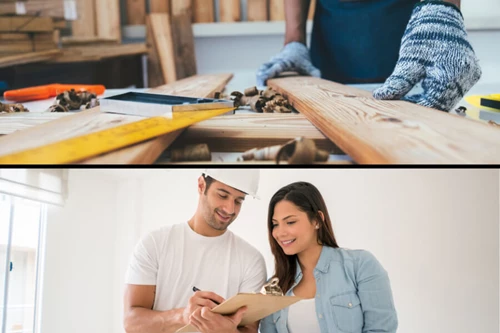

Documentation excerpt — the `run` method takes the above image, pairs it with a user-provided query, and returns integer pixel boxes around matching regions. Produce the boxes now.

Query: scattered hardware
[455,106,467,116]
[488,120,500,127]
[47,89,100,112]
[170,143,212,162]
[0,102,29,113]
[239,137,329,164]
[224,86,293,113]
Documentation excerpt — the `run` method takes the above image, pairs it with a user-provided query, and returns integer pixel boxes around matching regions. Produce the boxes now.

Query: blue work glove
[256,42,321,87]
[373,1,482,112]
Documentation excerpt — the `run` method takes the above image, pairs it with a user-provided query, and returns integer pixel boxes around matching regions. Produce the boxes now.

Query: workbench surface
[1,73,498,164]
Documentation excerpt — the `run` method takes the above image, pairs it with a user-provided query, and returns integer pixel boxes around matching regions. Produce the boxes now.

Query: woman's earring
[315,225,319,229]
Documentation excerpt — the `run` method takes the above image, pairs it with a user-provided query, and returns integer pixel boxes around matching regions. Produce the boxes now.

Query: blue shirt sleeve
[354,250,398,333]
[259,313,278,333]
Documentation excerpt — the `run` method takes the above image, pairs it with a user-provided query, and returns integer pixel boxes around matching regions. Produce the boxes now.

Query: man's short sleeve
[125,232,159,285]
[239,251,267,293]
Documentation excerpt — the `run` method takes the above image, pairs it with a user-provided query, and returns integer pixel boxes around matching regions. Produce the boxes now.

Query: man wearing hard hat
[123,169,266,333]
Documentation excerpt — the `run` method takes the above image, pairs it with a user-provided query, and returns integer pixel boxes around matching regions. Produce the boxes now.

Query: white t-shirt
[288,292,321,333]
[125,222,267,312]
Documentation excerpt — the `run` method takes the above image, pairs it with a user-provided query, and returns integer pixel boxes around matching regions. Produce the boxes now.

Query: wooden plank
[50,43,147,63]
[147,13,176,83]
[72,0,96,37]
[308,0,316,20]
[171,12,197,80]
[0,73,233,164]
[146,15,165,87]
[192,0,214,23]
[0,1,66,19]
[95,0,121,41]
[0,112,342,154]
[0,49,61,68]
[82,73,234,164]
[219,0,240,22]
[269,76,500,164]
[150,0,170,13]
[171,113,342,153]
[247,0,268,21]
[127,0,146,25]
[0,16,54,32]
[269,0,284,21]
[171,0,191,16]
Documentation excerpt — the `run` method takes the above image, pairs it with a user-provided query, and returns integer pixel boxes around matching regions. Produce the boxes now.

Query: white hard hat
[203,169,260,199]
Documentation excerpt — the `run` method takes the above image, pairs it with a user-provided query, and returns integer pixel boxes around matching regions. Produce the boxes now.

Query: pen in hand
[192,286,221,305]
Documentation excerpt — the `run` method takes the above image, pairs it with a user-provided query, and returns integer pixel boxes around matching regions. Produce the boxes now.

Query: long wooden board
[171,0,191,16]
[269,76,500,163]
[150,0,170,13]
[72,0,96,37]
[193,0,214,23]
[127,0,146,25]
[172,113,341,153]
[219,0,241,22]
[95,0,121,41]
[0,16,54,32]
[0,73,233,164]
[247,0,268,21]
[0,113,341,153]
[0,49,61,68]
[83,73,233,164]
[269,0,284,21]
[148,13,177,84]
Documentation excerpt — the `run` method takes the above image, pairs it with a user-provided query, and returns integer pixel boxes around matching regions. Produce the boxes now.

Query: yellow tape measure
[0,107,234,164]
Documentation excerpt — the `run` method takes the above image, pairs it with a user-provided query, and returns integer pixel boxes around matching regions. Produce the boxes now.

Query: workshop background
[1,169,497,333]
[0,0,498,91]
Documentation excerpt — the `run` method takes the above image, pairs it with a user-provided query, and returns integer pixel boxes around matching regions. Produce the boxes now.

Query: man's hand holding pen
[182,288,225,325]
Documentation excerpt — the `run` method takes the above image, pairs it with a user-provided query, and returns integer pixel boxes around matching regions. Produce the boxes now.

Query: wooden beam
[0,16,54,32]
[171,0,191,16]
[172,113,342,153]
[247,0,268,21]
[0,73,233,164]
[308,0,316,20]
[150,0,170,13]
[82,73,234,164]
[269,76,500,163]
[95,0,121,41]
[269,0,284,21]
[72,0,96,37]
[219,0,241,22]
[171,12,197,80]
[127,0,146,25]
[147,13,177,84]
[193,0,214,23]
[0,49,61,68]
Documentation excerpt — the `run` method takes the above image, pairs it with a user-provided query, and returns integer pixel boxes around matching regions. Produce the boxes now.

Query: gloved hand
[256,42,321,87]
[373,1,482,112]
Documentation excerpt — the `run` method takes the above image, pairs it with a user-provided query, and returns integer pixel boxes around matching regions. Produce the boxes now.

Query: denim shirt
[259,246,398,333]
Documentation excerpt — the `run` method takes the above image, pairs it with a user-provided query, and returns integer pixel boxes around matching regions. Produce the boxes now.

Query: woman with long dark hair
[260,181,397,333]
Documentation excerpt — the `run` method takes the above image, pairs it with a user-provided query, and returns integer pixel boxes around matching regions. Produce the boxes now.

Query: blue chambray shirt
[259,246,398,333]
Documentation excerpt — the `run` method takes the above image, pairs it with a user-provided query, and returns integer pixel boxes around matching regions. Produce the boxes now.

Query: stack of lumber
[125,0,316,25]
[0,0,76,20]
[0,0,74,65]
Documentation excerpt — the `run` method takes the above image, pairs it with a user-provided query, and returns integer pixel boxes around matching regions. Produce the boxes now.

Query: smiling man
[123,169,267,333]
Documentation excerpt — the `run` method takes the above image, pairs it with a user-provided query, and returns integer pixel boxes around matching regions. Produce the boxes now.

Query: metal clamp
[260,277,284,296]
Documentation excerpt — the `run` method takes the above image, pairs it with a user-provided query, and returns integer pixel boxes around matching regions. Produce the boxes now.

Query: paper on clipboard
[175,293,302,332]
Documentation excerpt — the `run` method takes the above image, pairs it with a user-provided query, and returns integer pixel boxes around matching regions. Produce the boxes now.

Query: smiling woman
[261,181,397,333]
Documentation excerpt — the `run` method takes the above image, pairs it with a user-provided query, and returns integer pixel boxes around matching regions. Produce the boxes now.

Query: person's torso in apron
[310,0,418,84]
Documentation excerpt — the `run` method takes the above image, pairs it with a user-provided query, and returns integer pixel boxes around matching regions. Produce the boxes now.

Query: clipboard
[176,278,302,332]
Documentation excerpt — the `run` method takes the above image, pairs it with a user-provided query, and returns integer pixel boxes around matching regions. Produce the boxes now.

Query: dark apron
[310,0,418,84]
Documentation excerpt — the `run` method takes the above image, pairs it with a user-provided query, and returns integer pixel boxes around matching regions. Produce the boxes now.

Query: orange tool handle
[3,84,106,102]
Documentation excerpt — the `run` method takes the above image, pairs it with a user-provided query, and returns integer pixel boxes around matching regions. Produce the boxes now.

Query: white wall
[40,169,499,333]
[41,170,118,333]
